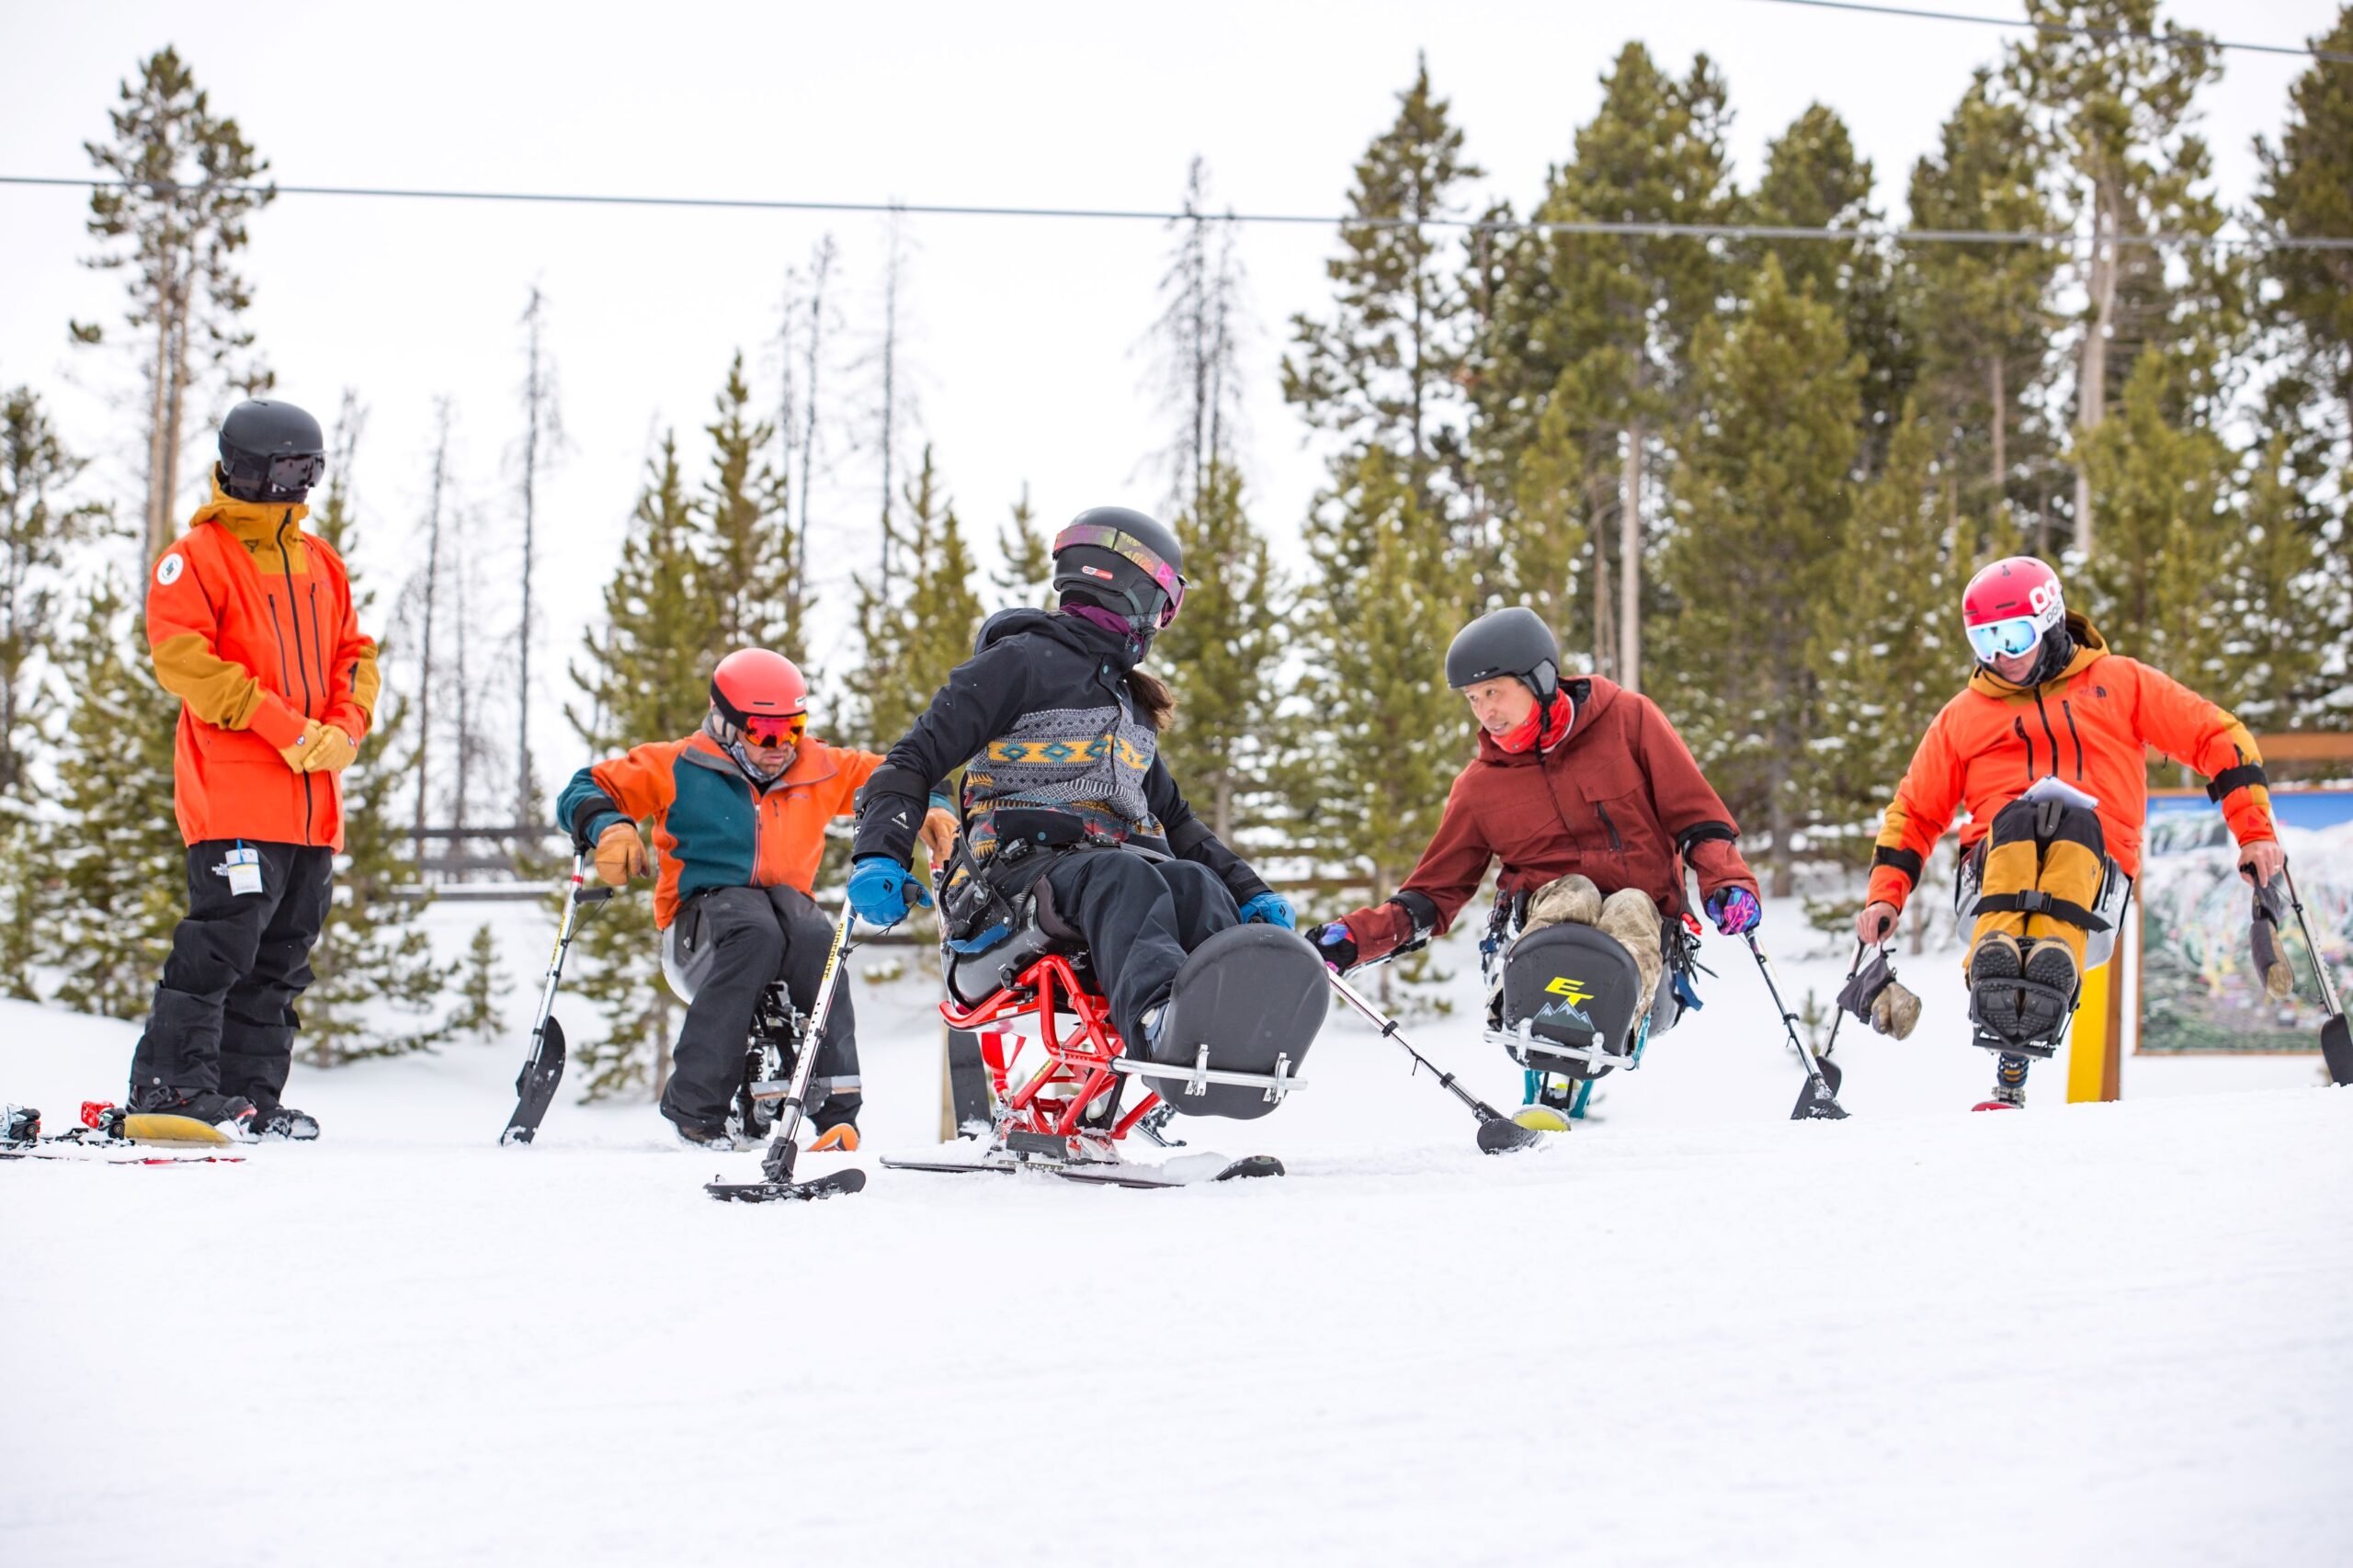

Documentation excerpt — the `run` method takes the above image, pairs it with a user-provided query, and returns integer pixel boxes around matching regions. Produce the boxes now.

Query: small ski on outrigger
[501,855,613,1146]
[3,1102,249,1165]
[706,895,873,1205]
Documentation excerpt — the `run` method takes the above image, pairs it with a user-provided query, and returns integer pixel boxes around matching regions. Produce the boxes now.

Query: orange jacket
[147,481,381,850]
[1867,616,2274,912]
[560,732,889,929]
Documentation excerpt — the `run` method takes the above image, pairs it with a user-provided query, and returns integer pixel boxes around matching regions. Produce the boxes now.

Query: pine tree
[2256,5,2353,427]
[993,483,1052,609]
[854,448,982,752]
[1654,257,1864,896]
[75,47,274,562]
[563,433,715,1100]
[1281,55,1483,510]
[1474,42,1734,688]
[449,923,509,1044]
[1747,104,1915,472]
[42,578,183,1018]
[1289,447,1467,908]
[1904,70,2064,552]
[2003,0,2223,556]
[1154,461,1282,841]
[1815,404,1964,852]
[1,385,108,800]
[701,351,797,655]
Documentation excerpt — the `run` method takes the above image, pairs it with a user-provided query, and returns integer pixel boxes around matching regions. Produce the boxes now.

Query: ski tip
[121,1112,238,1146]
[1213,1154,1284,1181]
[1970,1100,2024,1112]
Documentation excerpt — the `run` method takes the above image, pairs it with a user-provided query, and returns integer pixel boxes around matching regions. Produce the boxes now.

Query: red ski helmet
[709,649,808,746]
[1961,556,2065,664]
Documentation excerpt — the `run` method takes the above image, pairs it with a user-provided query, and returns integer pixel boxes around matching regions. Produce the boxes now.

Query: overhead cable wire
[5,174,2348,250]
[1732,0,2353,64]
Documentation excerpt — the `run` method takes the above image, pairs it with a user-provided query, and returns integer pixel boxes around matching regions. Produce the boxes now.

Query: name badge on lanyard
[215,845,265,898]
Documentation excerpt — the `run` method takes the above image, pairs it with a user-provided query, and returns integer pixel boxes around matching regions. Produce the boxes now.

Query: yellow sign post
[2065,938,2124,1103]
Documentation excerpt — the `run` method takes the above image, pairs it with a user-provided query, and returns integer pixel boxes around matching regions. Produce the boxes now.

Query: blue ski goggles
[1967,616,2044,662]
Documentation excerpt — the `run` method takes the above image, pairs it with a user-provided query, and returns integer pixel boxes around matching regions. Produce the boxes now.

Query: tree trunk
[2073,179,2120,560]
[1619,420,1643,693]
[517,290,543,831]
[143,289,176,562]
[1767,719,1794,899]
[1988,352,2006,523]
[414,407,448,857]
[1591,500,1613,679]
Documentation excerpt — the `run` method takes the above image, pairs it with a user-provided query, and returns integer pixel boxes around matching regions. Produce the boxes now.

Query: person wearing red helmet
[1857,557,2283,1107]
[555,649,956,1149]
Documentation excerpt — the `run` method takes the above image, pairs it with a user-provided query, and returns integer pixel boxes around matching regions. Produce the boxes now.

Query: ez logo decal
[1544,975,1595,1006]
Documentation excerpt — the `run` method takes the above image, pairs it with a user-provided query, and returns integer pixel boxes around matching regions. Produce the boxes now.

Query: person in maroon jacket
[1310,609,1761,1111]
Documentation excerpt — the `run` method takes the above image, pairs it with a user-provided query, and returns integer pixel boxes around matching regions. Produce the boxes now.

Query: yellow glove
[299,723,358,774]
[278,718,325,771]
[595,822,648,886]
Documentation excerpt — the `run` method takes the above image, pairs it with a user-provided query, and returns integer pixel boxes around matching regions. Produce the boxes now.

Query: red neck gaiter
[1494,690,1574,756]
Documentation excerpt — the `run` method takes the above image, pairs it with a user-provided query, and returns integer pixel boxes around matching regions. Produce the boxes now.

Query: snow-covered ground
[4,898,2347,1566]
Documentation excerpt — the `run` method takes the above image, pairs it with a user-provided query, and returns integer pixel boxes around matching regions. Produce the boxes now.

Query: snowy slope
[3,902,2347,1566]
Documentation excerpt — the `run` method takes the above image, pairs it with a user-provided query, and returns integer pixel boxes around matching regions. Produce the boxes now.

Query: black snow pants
[1037,849,1241,1048]
[129,838,334,1112]
[664,884,858,1133]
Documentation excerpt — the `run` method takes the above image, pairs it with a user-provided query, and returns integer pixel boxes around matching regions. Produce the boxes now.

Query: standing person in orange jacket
[127,400,381,1140]
[1857,556,2283,1108]
[556,650,958,1150]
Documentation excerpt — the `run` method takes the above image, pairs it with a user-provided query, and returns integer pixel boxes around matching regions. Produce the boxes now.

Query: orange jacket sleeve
[145,540,310,751]
[831,744,888,816]
[310,540,380,743]
[2124,660,2275,847]
[1867,707,1966,914]
[587,741,684,827]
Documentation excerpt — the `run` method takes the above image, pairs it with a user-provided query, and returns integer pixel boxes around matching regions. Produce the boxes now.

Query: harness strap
[1972,890,2111,933]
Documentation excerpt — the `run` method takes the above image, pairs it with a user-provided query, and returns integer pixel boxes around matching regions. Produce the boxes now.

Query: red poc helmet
[1961,556,2065,663]
[710,649,808,746]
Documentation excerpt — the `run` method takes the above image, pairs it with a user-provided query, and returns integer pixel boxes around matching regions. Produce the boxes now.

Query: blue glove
[1309,920,1358,972]
[1239,892,1295,929]
[847,857,929,929]
[1705,886,1761,937]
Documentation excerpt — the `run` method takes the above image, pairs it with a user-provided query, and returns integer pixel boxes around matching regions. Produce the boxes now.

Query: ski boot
[251,1104,320,1142]
[1972,1053,2030,1112]
[667,1111,739,1153]
[125,1087,256,1142]
[1969,933,2076,1053]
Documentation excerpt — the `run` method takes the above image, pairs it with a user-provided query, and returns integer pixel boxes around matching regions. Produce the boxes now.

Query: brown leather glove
[278,718,325,770]
[917,806,959,872]
[298,723,358,774]
[595,822,648,886]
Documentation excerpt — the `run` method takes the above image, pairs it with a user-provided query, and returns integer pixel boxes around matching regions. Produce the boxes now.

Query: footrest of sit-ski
[1114,1046,1307,1106]
[1486,1022,1637,1075]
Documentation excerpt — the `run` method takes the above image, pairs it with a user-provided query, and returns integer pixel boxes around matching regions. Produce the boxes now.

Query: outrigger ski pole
[1323,967,1544,1154]
[501,854,614,1145]
[706,882,916,1204]
[2278,868,2353,1086]
[1744,934,1850,1121]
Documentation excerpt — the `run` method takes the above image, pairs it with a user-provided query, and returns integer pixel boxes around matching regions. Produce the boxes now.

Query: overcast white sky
[1,0,2339,777]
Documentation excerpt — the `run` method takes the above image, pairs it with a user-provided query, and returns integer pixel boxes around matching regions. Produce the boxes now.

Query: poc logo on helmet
[2028,582,2058,615]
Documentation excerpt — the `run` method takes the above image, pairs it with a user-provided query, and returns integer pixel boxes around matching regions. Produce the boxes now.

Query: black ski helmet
[1445,607,1560,703]
[218,399,326,504]
[1051,506,1188,632]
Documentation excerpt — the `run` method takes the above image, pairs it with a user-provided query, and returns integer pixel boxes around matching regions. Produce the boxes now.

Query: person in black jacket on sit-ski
[844,506,1290,1055]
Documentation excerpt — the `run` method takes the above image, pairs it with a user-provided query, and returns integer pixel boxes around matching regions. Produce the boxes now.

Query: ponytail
[1127,666,1176,729]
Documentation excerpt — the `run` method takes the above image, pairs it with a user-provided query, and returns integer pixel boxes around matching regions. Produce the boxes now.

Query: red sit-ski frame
[939,952,1161,1145]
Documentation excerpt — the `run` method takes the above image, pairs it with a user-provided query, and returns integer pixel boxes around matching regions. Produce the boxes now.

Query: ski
[704,1168,867,1203]
[879,1155,1020,1176]
[3,1103,247,1165]
[1050,1153,1284,1188]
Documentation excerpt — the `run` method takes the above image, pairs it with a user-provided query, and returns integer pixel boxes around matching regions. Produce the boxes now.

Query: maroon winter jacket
[1340,676,1760,964]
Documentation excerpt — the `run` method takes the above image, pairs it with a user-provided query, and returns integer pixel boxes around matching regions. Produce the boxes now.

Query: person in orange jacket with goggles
[556,649,955,1150]
[127,399,380,1142]
[1856,556,2282,1108]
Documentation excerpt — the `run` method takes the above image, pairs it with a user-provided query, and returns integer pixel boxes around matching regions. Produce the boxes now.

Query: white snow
[3,900,2347,1566]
